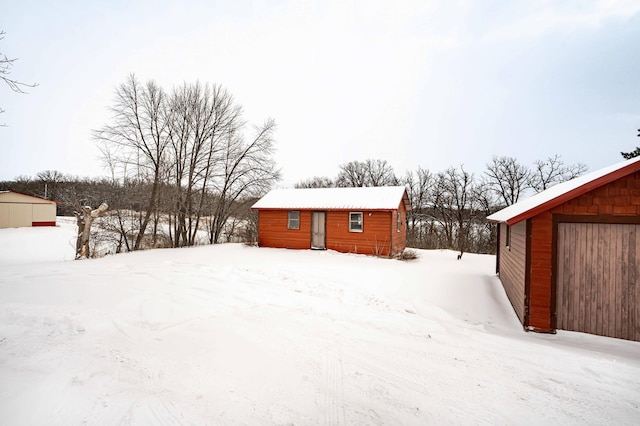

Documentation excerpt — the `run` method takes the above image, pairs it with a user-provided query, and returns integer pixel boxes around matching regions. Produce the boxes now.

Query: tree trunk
[75,203,108,259]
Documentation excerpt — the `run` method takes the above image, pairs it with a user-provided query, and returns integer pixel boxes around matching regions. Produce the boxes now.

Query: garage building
[0,190,59,228]
[487,157,640,341]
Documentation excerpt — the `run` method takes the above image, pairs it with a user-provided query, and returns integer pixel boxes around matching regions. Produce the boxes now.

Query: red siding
[325,210,393,256]
[390,201,408,256]
[526,171,640,332]
[258,210,312,249]
[257,208,406,256]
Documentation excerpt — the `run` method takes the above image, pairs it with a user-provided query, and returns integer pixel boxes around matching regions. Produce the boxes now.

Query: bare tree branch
[529,154,587,192]
[0,31,38,125]
[484,156,530,206]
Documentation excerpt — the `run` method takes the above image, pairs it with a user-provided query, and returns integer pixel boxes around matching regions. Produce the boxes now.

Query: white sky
[2,0,640,186]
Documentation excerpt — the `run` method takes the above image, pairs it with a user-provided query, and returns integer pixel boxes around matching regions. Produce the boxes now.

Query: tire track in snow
[101,319,186,424]
[344,349,488,423]
[323,344,346,425]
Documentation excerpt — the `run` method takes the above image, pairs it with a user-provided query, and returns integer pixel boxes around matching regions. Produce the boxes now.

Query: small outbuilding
[0,190,59,228]
[251,186,411,257]
[487,157,640,341]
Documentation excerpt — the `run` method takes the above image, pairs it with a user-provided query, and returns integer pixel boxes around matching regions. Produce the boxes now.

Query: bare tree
[403,167,434,248]
[295,176,335,188]
[95,76,280,250]
[165,82,242,247]
[336,160,368,187]
[484,156,530,207]
[336,159,397,187]
[75,203,109,259]
[445,166,475,257]
[470,180,497,254]
[430,173,454,249]
[208,119,280,244]
[36,170,65,200]
[94,74,170,250]
[529,154,588,192]
[365,159,397,186]
[0,31,37,121]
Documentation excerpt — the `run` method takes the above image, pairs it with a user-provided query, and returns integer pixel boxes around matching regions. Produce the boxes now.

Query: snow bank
[0,223,639,424]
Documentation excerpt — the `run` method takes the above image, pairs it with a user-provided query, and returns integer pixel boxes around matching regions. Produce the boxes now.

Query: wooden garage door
[557,223,639,341]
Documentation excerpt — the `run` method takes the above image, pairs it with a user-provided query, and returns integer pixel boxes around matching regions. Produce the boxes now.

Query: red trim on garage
[32,221,56,227]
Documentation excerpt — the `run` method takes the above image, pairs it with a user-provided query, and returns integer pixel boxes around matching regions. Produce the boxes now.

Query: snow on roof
[252,186,411,210]
[487,156,640,225]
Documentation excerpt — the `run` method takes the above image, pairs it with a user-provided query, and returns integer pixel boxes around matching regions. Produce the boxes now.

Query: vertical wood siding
[557,223,639,341]
[498,221,527,323]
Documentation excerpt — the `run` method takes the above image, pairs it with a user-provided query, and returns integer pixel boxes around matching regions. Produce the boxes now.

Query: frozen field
[1,219,639,425]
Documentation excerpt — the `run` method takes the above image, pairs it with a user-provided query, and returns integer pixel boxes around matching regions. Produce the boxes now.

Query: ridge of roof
[487,156,640,225]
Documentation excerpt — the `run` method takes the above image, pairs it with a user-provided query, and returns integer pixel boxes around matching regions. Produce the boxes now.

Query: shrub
[397,248,418,261]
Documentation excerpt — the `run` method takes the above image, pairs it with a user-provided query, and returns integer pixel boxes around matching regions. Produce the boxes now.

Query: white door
[311,212,326,249]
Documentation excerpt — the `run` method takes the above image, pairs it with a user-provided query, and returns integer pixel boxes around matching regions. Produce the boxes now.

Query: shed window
[349,212,363,232]
[397,211,402,232]
[288,211,300,230]
[505,224,511,249]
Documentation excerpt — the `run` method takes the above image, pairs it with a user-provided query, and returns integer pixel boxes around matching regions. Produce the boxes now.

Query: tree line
[295,155,587,254]
[0,154,589,256]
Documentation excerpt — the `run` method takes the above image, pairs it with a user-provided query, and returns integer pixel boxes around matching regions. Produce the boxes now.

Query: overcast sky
[2,0,640,185]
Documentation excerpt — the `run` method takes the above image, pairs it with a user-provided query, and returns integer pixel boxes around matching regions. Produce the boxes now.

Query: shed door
[556,222,639,341]
[311,211,326,249]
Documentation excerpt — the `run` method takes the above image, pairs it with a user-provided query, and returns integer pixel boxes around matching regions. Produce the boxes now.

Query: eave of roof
[486,156,640,226]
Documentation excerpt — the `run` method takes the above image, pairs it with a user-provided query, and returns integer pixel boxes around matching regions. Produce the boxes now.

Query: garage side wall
[32,203,57,226]
[0,203,31,228]
[498,221,527,323]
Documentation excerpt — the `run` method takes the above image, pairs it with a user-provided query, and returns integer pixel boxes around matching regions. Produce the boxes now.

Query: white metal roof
[487,156,640,225]
[252,186,411,210]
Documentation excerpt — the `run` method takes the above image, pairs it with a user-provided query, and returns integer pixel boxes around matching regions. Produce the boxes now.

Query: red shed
[487,157,640,341]
[251,186,411,257]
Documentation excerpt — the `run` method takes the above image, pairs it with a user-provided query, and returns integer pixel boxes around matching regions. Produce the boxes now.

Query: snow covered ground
[1,219,639,425]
